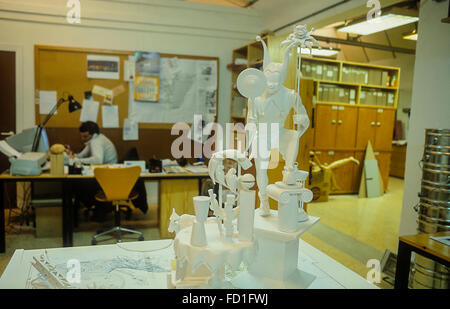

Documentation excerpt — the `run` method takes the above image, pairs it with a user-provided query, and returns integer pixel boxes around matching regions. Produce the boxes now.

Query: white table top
[0,239,377,289]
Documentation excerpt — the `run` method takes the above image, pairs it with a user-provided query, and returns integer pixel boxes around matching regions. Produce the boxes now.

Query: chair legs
[92,226,144,245]
[91,201,144,245]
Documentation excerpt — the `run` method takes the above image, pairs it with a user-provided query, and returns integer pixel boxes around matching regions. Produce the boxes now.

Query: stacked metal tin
[413,128,450,289]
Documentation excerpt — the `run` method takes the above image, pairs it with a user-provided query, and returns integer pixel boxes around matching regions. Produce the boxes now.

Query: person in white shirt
[71,121,118,165]
[68,121,119,222]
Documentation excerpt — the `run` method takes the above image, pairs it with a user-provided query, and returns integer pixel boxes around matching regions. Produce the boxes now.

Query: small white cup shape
[193,196,210,223]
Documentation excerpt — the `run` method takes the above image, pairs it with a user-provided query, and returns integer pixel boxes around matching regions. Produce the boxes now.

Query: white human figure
[243,36,310,217]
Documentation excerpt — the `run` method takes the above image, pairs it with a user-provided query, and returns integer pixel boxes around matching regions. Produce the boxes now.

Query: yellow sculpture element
[308,152,359,202]
[49,144,66,155]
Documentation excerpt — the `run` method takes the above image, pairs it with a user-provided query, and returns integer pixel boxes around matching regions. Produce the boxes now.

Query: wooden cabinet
[374,109,395,150]
[355,108,377,149]
[390,144,407,178]
[314,104,357,149]
[375,151,391,191]
[356,107,395,151]
[314,105,338,149]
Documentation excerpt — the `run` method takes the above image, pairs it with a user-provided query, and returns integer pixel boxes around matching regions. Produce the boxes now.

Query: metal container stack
[413,128,450,289]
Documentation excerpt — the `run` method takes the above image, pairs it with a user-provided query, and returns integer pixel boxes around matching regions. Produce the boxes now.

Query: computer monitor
[5,127,49,154]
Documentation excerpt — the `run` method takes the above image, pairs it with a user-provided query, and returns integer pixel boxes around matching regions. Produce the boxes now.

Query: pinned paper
[39,91,58,115]
[123,118,138,141]
[87,55,120,80]
[80,99,99,122]
[124,56,135,81]
[92,85,111,97]
[102,105,119,128]
[112,84,125,97]
[104,93,113,105]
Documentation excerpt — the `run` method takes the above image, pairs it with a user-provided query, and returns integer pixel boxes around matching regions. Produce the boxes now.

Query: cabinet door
[374,109,395,151]
[314,104,338,149]
[335,106,358,149]
[356,107,377,149]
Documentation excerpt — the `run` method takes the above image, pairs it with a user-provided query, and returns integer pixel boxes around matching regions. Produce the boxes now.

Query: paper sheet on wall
[102,105,119,128]
[87,55,120,80]
[80,99,99,122]
[123,118,138,141]
[128,58,217,124]
[39,91,57,115]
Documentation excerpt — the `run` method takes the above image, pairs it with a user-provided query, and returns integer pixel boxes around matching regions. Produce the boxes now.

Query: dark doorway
[0,51,17,210]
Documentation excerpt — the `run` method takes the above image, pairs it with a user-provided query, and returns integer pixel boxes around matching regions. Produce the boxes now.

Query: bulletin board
[34,45,219,130]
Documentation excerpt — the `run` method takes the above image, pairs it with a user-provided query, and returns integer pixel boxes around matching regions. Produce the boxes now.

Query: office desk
[0,171,209,253]
[394,231,450,289]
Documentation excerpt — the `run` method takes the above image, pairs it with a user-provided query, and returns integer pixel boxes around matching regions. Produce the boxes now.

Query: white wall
[0,0,263,132]
[399,0,450,236]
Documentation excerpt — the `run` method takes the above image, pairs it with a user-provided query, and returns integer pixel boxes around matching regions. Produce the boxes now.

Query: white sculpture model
[168,149,257,289]
[231,25,322,289]
[238,26,320,218]
[168,25,321,289]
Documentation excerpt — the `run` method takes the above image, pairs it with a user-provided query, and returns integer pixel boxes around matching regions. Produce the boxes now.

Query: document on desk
[430,236,450,246]
[102,105,119,128]
[39,91,57,115]
[80,99,99,123]
[184,165,208,174]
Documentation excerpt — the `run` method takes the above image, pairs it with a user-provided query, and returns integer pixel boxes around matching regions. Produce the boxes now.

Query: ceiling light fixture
[337,13,419,36]
[298,47,340,57]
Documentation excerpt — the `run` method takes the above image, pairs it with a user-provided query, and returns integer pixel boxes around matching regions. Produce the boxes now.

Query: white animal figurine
[168,208,196,235]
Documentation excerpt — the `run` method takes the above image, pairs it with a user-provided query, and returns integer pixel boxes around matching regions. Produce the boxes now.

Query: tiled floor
[0,177,404,288]
[302,176,405,288]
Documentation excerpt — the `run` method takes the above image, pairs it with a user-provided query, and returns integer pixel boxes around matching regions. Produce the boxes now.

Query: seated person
[69,122,147,222]
[68,121,118,222]
[67,121,118,165]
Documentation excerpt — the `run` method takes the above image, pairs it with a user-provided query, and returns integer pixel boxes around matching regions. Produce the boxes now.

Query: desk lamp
[32,93,82,152]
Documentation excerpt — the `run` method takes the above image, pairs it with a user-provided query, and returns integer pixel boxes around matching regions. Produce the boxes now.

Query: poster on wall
[134,52,160,102]
[128,58,217,124]
[87,55,120,80]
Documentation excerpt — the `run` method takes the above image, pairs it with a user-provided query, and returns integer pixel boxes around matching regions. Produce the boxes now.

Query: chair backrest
[94,166,141,201]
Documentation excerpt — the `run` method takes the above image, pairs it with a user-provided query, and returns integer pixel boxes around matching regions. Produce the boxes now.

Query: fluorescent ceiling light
[338,14,419,35]
[298,47,339,57]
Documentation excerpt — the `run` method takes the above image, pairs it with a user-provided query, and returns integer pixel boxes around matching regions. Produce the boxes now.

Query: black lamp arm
[32,97,67,152]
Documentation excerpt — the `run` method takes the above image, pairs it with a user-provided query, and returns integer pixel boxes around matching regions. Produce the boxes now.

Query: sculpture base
[169,220,257,289]
[232,210,319,289]
[231,268,316,289]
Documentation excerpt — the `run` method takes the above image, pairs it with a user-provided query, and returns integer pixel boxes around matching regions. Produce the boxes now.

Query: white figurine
[223,194,235,242]
[190,196,210,247]
[238,35,311,217]
[237,174,256,242]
